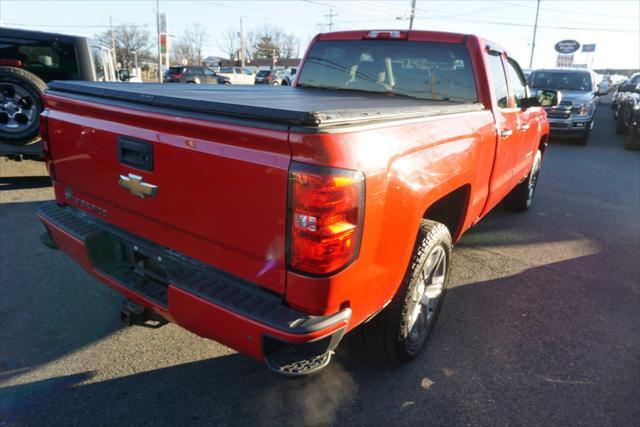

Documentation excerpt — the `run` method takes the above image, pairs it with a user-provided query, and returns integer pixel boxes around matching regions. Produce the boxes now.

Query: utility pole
[109,16,116,52]
[409,0,417,30]
[529,0,541,69]
[156,0,162,82]
[325,9,337,32]
[240,17,245,67]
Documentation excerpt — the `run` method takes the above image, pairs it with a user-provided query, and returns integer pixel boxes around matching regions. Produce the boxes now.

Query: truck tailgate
[44,92,290,293]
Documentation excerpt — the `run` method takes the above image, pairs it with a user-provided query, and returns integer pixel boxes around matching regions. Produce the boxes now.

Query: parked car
[163,66,230,84]
[613,72,640,136]
[623,106,640,150]
[528,68,601,145]
[217,67,255,84]
[39,29,558,377]
[612,78,629,119]
[254,69,286,85]
[0,27,122,148]
[282,67,298,85]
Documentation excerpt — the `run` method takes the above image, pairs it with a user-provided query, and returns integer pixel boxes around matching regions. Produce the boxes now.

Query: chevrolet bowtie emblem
[118,173,158,198]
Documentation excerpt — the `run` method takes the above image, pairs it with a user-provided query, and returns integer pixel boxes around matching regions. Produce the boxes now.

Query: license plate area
[85,231,185,307]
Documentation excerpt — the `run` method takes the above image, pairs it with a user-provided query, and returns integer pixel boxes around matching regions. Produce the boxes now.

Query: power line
[497,0,639,20]
[412,12,639,33]
[324,8,337,32]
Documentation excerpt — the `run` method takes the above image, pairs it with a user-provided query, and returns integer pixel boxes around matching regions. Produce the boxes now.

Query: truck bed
[46,81,484,128]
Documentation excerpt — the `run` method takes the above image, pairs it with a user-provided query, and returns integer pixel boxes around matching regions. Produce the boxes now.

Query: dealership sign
[555,40,581,54]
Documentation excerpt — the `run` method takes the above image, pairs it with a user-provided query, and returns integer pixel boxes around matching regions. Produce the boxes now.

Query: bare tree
[97,25,152,69]
[170,24,209,65]
[219,27,240,60]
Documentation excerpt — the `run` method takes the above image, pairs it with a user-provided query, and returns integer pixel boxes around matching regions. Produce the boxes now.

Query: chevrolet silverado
[38,30,558,376]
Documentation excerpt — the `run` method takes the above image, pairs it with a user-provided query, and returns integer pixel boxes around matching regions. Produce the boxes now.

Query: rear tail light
[363,30,407,40]
[288,162,365,276]
[39,111,56,180]
[266,75,272,81]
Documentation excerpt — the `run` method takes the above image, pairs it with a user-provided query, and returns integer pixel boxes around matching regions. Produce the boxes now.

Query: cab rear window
[297,40,478,102]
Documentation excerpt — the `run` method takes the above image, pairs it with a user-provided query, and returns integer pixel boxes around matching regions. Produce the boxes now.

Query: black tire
[615,109,628,135]
[624,122,640,150]
[505,149,542,212]
[0,66,46,146]
[576,130,589,146]
[272,81,280,86]
[358,220,452,362]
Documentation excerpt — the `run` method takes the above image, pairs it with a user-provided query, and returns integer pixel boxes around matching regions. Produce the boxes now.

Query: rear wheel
[358,220,452,362]
[272,81,280,86]
[505,149,542,212]
[0,66,46,146]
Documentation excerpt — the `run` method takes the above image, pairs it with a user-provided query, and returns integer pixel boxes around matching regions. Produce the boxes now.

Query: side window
[91,46,106,81]
[203,68,214,76]
[487,53,509,109]
[506,59,527,108]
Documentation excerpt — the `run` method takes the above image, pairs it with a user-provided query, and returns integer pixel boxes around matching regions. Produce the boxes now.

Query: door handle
[518,123,530,131]
[118,137,154,171]
[500,129,513,138]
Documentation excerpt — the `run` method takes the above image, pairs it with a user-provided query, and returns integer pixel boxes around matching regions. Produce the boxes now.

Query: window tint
[506,58,527,108]
[256,70,269,77]
[0,39,78,81]
[297,40,478,102]
[203,68,215,76]
[220,67,233,73]
[529,71,592,91]
[487,53,509,108]
[91,46,106,81]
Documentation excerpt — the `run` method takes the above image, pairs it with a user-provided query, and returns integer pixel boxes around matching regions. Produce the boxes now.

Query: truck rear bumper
[37,203,350,369]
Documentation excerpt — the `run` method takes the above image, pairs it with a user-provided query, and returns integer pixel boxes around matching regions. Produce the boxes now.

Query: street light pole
[409,0,416,30]
[156,0,162,82]
[240,16,245,68]
[529,0,541,69]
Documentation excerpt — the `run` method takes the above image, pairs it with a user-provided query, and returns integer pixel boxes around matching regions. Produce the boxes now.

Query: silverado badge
[118,173,158,199]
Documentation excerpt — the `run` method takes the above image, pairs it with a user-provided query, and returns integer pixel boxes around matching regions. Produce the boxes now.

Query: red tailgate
[45,94,290,293]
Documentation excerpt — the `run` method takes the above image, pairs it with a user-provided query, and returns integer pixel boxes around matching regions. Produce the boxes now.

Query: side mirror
[118,69,130,82]
[522,89,561,109]
[636,83,640,93]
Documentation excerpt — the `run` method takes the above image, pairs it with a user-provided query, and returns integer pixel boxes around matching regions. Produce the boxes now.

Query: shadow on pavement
[0,176,52,191]
[2,253,638,426]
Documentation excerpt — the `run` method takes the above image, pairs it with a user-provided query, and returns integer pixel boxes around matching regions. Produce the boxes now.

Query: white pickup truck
[216,67,255,85]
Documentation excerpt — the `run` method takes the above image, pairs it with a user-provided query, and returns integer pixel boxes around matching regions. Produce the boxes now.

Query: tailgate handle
[118,137,153,171]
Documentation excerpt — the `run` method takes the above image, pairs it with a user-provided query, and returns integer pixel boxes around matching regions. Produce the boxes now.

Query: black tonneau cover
[47,81,484,127]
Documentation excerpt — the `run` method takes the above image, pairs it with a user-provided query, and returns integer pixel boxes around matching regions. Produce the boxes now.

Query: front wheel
[505,149,542,212]
[624,121,640,150]
[358,220,452,362]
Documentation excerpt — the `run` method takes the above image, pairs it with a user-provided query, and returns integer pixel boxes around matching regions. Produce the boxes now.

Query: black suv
[612,73,640,150]
[1,27,120,146]
[163,66,230,84]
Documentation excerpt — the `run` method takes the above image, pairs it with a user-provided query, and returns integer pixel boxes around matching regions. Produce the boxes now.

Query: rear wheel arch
[421,185,470,242]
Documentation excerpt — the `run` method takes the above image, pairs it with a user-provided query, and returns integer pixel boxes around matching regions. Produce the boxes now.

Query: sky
[1,0,639,70]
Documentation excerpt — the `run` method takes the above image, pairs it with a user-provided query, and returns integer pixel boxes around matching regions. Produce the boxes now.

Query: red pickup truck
[38,30,558,376]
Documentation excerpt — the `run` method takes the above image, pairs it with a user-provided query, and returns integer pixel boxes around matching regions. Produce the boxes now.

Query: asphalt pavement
[1,100,638,426]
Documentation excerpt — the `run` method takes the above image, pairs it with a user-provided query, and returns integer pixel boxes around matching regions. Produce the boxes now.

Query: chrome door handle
[501,129,513,138]
[518,123,530,131]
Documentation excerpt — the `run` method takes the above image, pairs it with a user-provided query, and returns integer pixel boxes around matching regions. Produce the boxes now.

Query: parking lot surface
[1,102,638,426]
